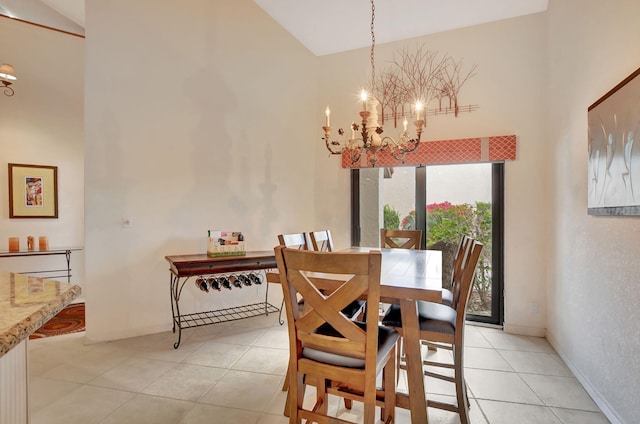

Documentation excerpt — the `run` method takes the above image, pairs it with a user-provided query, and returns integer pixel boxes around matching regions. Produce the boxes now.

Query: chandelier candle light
[0,63,17,97]
[322,0,424,167]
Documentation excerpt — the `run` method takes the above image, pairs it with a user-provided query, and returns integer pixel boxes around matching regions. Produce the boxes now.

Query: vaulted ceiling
[0,0,548,55]
[254,0,548,56]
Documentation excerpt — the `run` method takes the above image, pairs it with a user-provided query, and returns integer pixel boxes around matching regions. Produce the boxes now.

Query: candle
[361,89,368,111]
[39,236,48,251]
[325,106,330,127]
[351,122,356,139]
[27,236,35,251]
[8,237,19,252]
[415,101,423,121]
[403,119,408,132]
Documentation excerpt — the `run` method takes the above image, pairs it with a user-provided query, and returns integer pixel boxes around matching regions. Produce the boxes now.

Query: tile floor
[28,315,610,423]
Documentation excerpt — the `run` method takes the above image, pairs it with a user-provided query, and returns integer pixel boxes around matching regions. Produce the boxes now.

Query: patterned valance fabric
[342,134,517,168]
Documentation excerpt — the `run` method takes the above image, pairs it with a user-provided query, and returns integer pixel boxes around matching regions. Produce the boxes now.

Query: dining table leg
[399,298,429,423]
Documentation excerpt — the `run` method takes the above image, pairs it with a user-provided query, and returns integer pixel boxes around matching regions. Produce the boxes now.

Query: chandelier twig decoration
[322,0,422,167]
[322,0,477,167]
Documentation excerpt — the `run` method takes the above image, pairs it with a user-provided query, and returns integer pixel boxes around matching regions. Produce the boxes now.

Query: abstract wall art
[588,67,640,215]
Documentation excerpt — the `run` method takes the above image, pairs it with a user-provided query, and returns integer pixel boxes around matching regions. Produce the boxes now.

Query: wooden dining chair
[441,234,473,307]
[277,232,365,324]
[276,233,312,326]
[278,233,312,250]
[275,246,399,424]
[277,232,365,397]
[380,229,422,249]
[310,229,365,319]
[421,234,473,353]
[381,239,483,424]
[309,229,335,252]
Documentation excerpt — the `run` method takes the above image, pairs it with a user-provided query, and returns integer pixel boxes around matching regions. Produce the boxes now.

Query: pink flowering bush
[402,201,493,315]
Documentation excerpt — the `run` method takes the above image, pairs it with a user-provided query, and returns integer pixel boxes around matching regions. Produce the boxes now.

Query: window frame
[350,162,504,325]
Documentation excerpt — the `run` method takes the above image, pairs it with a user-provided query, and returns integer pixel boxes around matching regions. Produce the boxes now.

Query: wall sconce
[0,63,17,97]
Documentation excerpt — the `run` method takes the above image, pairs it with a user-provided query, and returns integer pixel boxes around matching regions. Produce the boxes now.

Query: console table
[165,251,279,348]
[0,247,82,283]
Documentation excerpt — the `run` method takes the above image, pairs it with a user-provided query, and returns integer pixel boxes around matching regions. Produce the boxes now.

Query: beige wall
[84,0,318,340]
[547,1,640,422]
[89,2,549,343]
[317,13,550,336]
[0,17,85,287]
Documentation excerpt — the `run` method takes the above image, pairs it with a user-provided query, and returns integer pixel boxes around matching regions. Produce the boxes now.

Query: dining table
[266,246,442,423]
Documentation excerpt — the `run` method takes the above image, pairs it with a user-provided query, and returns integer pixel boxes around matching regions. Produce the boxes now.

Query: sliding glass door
[351,163,503,325]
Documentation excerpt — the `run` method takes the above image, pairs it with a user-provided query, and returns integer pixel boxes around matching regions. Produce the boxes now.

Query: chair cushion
[441,289,453,307]
[381,301,456,335]
[342,300,366,319]
[302,322,399,369]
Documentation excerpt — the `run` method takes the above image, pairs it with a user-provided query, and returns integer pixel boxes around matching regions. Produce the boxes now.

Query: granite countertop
[0,271,81,358]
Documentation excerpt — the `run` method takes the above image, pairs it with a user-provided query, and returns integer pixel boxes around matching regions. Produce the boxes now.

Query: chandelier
[322,0,424,167]
[0,63,17,97]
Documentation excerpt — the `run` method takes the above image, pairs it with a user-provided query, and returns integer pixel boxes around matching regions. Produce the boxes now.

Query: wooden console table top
[165,250,276,277]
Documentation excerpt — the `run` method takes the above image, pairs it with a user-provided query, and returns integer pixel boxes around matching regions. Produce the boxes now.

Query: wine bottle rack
[165,251,279,349]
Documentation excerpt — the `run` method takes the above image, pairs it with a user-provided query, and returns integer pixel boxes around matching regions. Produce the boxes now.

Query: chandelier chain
[321,0,434,167]
[370,0,376,93]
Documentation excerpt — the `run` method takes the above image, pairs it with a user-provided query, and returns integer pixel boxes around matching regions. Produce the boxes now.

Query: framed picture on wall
[588,66,640,215]
[8,163,58,218]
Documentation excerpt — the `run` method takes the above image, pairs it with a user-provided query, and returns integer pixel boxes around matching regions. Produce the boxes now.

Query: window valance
[342,134,517,168]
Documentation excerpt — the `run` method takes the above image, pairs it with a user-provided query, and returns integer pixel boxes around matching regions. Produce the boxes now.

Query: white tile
[109,331,176,352]
[199,369,282,411]
[424,373,458,397]
[257,413,290,424]
[422,343,454,364]
[549,407,611,424]
[141,363,226,401]
[228,313,282,329]
[40,346,131,383]
[420,394,488,424]
[30,385,134,424]
[262,378,289,416]
[468,397,489,424]
[465,368,543,404]
[182,404,262,424]
[477,399,563,424]
[208,327,268,346]
[29,377,81,413]
[27,314,610,424]
[182,341,249,368]
[135,336,203,363]
[254,329,290,349]
[182,322,232,343]
[28,344,87,377]
[464,346,514,371]
[498,350,573,376]
[232,346,289,375]
[463,325,494,348]
[481,331,555,353]
[98,393,194,424]
[520,374,601,411]
[88,357,175,392]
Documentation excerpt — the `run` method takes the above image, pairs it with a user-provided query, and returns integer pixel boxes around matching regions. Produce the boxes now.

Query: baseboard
[546,329,625,424]
[467,321,503,330]
[502,323,546,337]
[84,323,172,345]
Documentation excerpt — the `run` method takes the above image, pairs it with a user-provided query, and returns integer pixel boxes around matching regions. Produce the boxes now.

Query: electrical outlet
[529,301,539,314]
